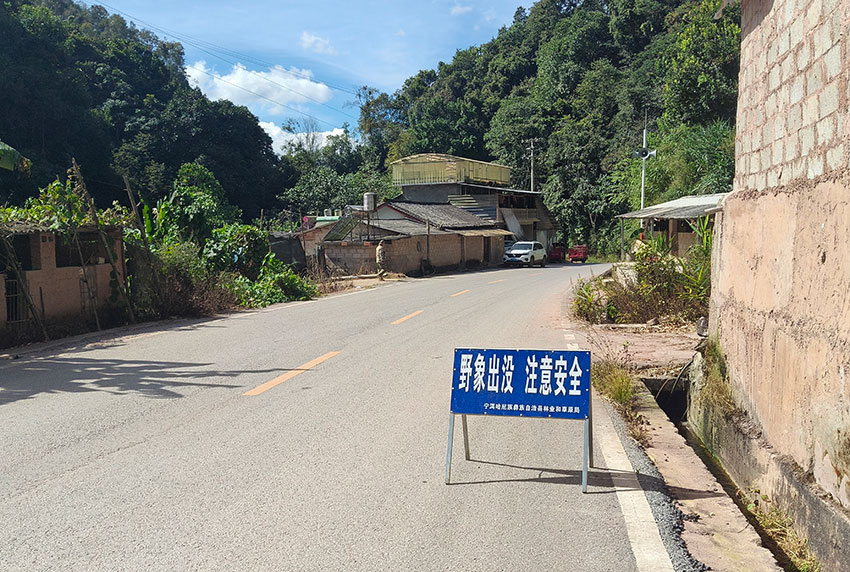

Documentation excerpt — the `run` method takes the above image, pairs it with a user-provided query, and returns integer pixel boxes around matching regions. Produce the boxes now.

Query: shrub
[573,278,605,323]
[227,253,318,308]
[203,223,269,280]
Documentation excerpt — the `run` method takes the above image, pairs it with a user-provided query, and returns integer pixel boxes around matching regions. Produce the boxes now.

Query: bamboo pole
[0,234,49,341]
[70,160,135,323]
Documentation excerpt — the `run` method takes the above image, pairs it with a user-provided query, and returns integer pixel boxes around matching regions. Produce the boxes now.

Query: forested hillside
[0,0,288,218]
[356,0,740,250]
[1,0,740,251]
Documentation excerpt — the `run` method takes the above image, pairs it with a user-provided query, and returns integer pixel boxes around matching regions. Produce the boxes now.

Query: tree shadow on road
[0,356,290,406]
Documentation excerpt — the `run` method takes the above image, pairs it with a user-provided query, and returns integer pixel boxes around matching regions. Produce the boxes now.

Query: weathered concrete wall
[703,0,850,563]
[689,353,850,571]
[324,243,377,274]
[323,233,501,276]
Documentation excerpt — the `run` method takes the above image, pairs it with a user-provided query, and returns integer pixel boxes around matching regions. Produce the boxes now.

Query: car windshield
[511,242,533,250]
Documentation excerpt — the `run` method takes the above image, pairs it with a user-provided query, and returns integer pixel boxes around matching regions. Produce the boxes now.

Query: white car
[503,241,547,267]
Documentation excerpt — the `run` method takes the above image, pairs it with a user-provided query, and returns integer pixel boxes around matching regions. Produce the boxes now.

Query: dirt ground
[586,323,701,374]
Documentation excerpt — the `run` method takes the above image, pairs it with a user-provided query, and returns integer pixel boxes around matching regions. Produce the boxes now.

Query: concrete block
[807,154,825,177]
[817,116,836,145]
[825,144,845,171]
[823,45,841,80]
[769,64,781,91]
[803,95,820,126]
[805,0,822,32]
[790,75,805,104]
[819,82,839,118]
[787,103,803,132]
[806,64,823,95]
[767,168,779,187]
[800,125,816,155]
[796,44,810,72]
[785,135,799,161]
[791,17,804,46]
[813,24,831,59]
[781,56,795,84]
[773,139,785,166]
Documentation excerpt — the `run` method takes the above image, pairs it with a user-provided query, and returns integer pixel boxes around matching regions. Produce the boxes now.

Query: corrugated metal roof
[617,193,729,220]
[383,200,494,229]
[370,219,451,237]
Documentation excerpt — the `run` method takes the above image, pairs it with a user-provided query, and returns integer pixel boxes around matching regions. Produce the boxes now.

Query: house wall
[702,0,850,564]
[323,242,377,274]
[323,233,502,276]
[1,230,125,327]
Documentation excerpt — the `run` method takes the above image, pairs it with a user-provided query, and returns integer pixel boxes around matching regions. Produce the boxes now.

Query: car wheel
[540,256,547,267]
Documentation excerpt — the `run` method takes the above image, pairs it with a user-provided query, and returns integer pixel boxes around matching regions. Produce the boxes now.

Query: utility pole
[525,138,542,192]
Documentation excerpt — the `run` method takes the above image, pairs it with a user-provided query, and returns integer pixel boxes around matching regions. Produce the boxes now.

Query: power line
[188,65,340,130]
[97,2,361,123]
[100,2,359,95]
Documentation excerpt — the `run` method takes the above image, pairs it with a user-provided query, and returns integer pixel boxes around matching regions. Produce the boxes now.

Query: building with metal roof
[616,193,728,257]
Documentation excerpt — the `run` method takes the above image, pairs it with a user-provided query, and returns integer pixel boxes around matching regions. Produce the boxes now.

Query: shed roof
[370,219,452,237]
[381,200,495,229]
[617,193,729,220]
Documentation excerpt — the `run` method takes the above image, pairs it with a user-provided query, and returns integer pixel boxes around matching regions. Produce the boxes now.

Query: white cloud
[300,31,337,55]
[259,121,346,155]
[186,61,333,115]
[450,4,473,15]
[396,29,406,37]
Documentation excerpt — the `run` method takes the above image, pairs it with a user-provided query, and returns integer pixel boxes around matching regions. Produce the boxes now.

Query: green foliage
[157,163,240,246]
[228,253,318,308]
[203,223,269,280]
[573,278,606,323]
[0,178,131,231]
[663,0,740,125]
[574,221,714,324]
[0,1,287,216]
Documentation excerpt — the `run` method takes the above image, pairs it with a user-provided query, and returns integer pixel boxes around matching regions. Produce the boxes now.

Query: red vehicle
[568,244,588,263]
[547,243,565,263]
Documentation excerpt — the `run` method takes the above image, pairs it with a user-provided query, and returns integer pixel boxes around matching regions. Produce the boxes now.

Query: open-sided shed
[616,193,728,257]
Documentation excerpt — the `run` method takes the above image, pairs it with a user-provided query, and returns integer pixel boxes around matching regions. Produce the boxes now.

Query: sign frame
[444,348,594,493]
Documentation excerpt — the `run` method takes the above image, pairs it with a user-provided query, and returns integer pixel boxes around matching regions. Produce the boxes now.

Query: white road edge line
[594,393,675,572]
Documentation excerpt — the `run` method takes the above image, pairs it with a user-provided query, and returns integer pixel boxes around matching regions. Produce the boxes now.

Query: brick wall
[324,243,377,274]
[708,0,850,518]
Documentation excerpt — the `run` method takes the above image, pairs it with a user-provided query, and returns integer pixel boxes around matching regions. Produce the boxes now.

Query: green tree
[663,0,740,125]
[157,163,240,245]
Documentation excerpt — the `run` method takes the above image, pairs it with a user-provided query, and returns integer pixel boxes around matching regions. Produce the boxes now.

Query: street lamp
[631,114,656,224]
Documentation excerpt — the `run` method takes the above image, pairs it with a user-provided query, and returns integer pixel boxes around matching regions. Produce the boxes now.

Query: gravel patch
[605,401,709,572]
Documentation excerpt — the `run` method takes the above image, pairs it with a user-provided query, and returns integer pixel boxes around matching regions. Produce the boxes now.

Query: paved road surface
[0,263,670,571]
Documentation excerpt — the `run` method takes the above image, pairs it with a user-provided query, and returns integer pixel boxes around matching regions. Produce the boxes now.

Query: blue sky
[97,1,524,152]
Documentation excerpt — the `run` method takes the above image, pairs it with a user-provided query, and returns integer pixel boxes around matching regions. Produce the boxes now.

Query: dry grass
[702,336,738,413]
[741,490,822,572]
[591,357,650,446]
[305,260,352,295]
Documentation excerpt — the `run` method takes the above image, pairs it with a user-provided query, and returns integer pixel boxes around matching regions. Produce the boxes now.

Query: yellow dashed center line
[488,279,506,284]
[392,310,424,325]
[451,290,470,297]
[243,351,340,396]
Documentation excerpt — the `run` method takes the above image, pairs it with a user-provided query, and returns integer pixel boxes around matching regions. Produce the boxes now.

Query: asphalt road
[0,262,667,571]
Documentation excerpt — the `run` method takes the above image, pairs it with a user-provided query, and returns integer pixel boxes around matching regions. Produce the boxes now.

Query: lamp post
[631,114,656,226]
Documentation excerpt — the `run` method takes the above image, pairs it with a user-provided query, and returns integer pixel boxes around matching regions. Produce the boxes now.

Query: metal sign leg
[582,418,589,494]
[588,392,594,469]
[461,414,471,460]
[445,413,456,484]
